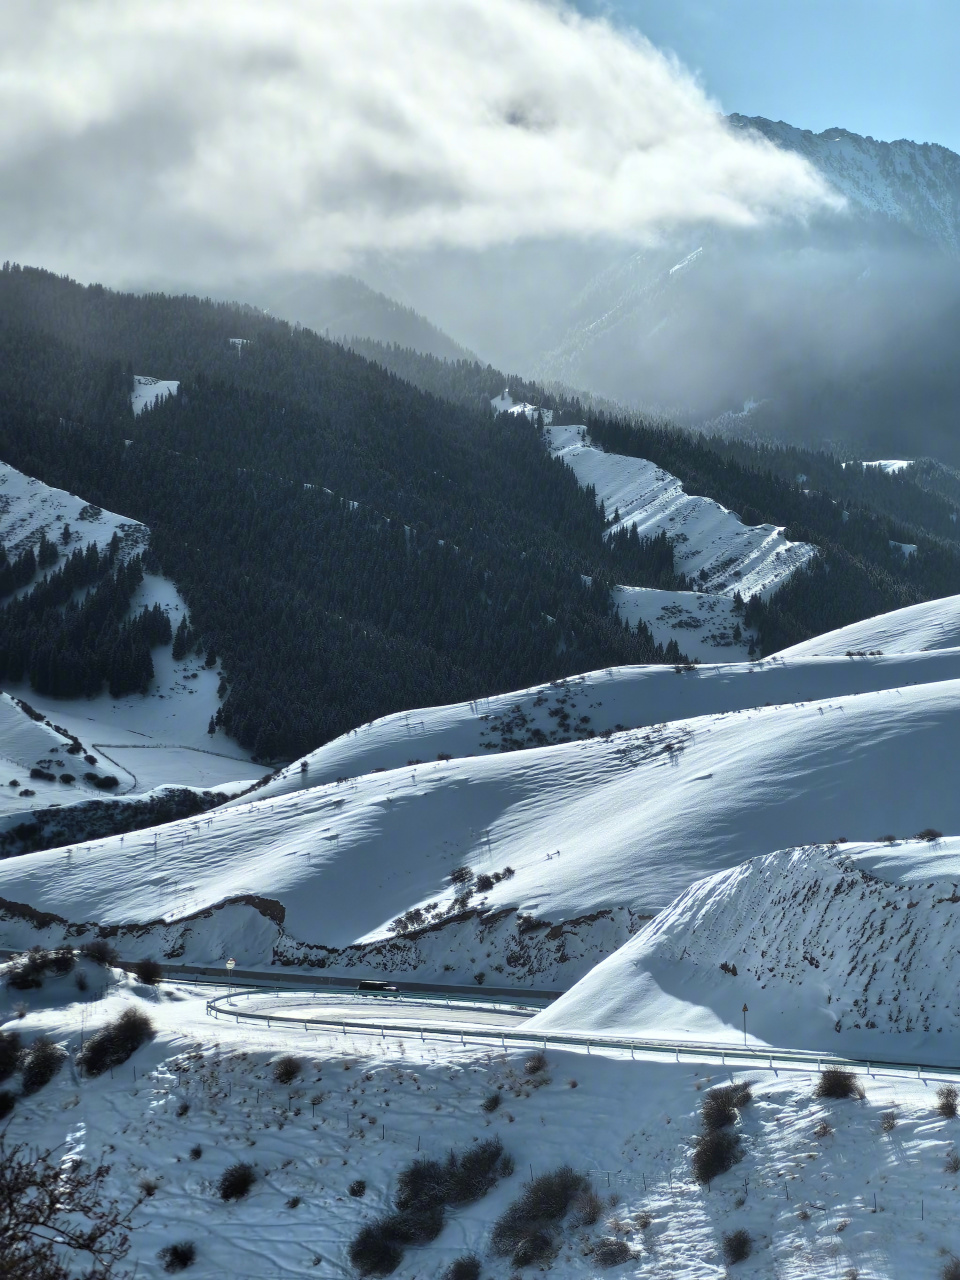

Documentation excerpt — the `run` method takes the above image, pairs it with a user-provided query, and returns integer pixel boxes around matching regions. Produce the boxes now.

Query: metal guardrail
[205,989,960,1082]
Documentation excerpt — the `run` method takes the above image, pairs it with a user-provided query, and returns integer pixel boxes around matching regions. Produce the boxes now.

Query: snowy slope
[5,676,960,976]
[0,462,255,805]
[546,425,816,600]
[250,645,960,799]
[535,838,960,1068]
[729,115,960,254]
[777,594,960,657]
[9,967,960,1280]
[611,586,753,662]
[132,375,179,416]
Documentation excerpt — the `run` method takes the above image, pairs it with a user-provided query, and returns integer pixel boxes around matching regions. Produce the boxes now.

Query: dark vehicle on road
[357,979,400,993]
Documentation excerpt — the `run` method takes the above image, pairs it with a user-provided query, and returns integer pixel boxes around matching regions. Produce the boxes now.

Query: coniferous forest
[2,262,960,757]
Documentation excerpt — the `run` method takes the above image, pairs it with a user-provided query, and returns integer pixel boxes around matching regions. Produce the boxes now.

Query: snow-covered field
[0,459,146,561]
[612,586,754,661]
[6,961,960,1279]
[778,594,960,658]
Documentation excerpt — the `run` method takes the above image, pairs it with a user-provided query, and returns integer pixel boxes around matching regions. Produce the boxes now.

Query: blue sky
[578,0,958,153]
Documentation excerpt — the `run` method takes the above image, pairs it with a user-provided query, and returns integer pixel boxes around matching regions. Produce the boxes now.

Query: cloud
[1,0,842,283]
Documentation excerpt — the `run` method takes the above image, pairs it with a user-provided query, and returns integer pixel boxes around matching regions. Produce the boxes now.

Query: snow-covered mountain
[729,115,960,255]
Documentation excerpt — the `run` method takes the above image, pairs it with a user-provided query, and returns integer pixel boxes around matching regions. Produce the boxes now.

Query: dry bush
[525,1050,548,1076]
[481,1090,502,1112]
[491,1165,588,1260]
[78,1008,155,1077]
[721,1229,752,1264]
[80,939,118,966]
[814,1120,834,1138]
[349,1179,367,1198]
[945,1151,960,1174]
[158,1240,196,1272]
[218,1162,256,1201]
[815,1068,863,1100]
[189,1145,202,1161]
[594,1238,633,1267]
[273,1054,301,1085]
[701,1082,752,1132]
[571,1186,604,1227]
[0,1089,15,1121]
[880,1110,897,1133]
[442,1256,481,1280]
[133,958,163,985]
[942,1257,960,1280]
[635,1211,652,1230]
[692,1130,743,1185]
[286,1196,301,1209]
[176,1100,190,1117]
[379,1206,444,1246]
[938,1085,958,1118]
[21,1037,66,1095]
[138,1178,159,1198]
[0,1029,21,1082]
[444,1137,511,1206]
[348,1224,403,1278]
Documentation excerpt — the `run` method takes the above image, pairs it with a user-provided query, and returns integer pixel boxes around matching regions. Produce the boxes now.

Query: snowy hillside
[132,375,179,416]
[8,964,959,1280]
[0,462,256,810]
[777,593,960,657]
[730,115,960,254]
[254,645,960,796]
[546,425,816,602]
[535,838,960,1068]
[6,674,960,983]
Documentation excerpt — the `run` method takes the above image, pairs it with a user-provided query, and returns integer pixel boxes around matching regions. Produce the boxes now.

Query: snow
[132,375,179,417]
[612,586,753,661]
[843,459,914,475]
[669,246,703,274]
[490,390,553,423]
[776,594,960,657]
[6,964,960,1278]
[534,837,960,1069]
[0,462,256,807]
[7,672,960,978]
[545,424,816,600]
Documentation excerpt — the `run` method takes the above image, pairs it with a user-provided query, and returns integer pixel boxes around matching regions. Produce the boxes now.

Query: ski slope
[5,676,960,974]
[777,593,960,657]
[535,838,960,1068]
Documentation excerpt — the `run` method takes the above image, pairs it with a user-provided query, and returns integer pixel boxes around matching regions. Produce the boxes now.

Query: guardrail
[205,989,960,1083]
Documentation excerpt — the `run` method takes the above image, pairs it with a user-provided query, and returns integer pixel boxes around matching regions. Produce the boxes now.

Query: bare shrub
[571,1186,604,1227]
[80,939,118,967]
[880,1110,897,1133]
[481,1090,502,1113]
[491,1165,588,1258]
[286,1196,301,1209]
[524,1050,548,1076]
[395,1157,447,1212]
[814,1120,834,1138]
[218,1162,256,1201]
[0,1089,15,1120]
[938,1085,958,1118]
[511,1228,556,1267]
[916,828,944,843]
[48,946,76,977]
[349,1179,367,1198]
[701,1082,752,1132]
[348,1224,403,1277]
[176,1101,190,1117]
[78,1008,155,1077]
[0,1029,21,1082]
[138,1178,159,1198]
[158,1240,197,1272]
[6,948,51,990]
[273,1055,301,1085]
[692,1130,743,1185]
[0,1131,141,1279]
[21,1036,66,1094]
[133,958,163,985]
[189,1145,202,1161]
[444,1137,511,1206]
[815,1068,863,1100]
[594,1238,633,1267]
[442,1255,481,1280]
[722,1229,752,1264]
[942,1257,960,1280]
[635,1211,652,1230]
[944,1151,960,1174]
[379,1206,444,1245]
